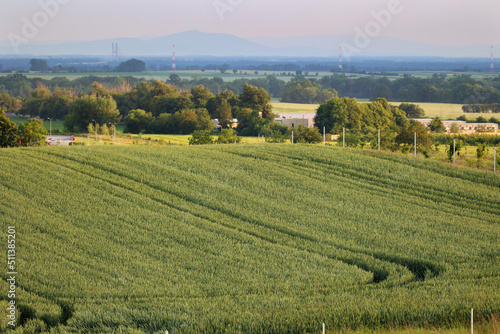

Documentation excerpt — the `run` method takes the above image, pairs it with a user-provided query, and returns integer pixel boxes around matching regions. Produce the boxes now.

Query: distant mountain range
[0,30,496,58]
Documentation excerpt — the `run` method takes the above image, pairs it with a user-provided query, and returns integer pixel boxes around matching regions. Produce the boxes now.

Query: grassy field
[2,70,494,82]
[0,144,498,333]
[76,133,263,146]
[8,116,66,133]
[272,101,498,120]
[8,116,263,145]
[271,101,319,114]
[389,102,495,120]
[0,70,332,83]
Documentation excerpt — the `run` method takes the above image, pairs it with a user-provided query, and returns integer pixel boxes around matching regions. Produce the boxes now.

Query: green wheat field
[0,144,498,333]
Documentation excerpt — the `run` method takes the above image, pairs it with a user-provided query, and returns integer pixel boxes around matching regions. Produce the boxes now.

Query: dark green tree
[189,130,213,145]
[17,118,47,146]
[0,94,22,113]
[115,59,146,72]
[236,108,266,136]
[167,74,182,86]
[261,123,291,143]
[217,100,233,129]
[219,65,228,74]
[178,108,214,134]
[398,103,425,118]
[124,109,155,134]
[314,98,348,133]
[295,125,322,144]
[30,59,49,72]
[372,84,392,100]
[191,85,214,109]
[239,83,273,119]
[0,109,18,147]
[395,120,433,150]
[64,95,121,132]
[337,132,360,148]
[39,88,73,120]
[476,143,488,160]
[217,129,240,144]
[446,140,464,162]
[429,117,446,133]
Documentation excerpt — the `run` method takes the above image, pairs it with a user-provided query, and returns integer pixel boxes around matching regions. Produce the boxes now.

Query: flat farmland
[272,101,497,120]
[0,144,498,333]
[272,101,319,114]
[390,102,495,120]
[0,70,331,83]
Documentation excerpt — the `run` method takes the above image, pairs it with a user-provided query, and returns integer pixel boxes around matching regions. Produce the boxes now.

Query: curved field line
[27,149,413,286]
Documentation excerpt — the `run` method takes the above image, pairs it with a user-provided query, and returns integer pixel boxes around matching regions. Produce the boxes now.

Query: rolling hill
[0,30,497,58]
[0,144,499,333]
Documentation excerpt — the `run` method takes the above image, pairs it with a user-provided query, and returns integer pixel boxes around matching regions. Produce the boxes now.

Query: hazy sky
[2,0,499,45]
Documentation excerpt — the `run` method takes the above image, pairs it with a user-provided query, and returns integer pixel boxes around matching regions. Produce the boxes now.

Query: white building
[413,119,498,134]
[46,136,76,146]
[275,114,315,128]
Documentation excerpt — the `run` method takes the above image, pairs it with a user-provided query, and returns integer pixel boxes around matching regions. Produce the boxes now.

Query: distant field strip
[272,101,497,120]
[0,145,498,333]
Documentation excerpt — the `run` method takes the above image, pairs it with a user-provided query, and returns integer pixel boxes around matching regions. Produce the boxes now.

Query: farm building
[275,114,315,128]
[413,119,498,134]
[46,136,76,146]
[212,119,238,132]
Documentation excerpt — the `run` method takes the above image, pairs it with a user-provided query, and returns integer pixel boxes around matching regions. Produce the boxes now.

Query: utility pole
[343,128,345,148]
[471,308,474,334]
[172,44,176,71]
[92,119,97,143]
[494,147,497,173]
[339,46,343,71]
[414,132,417,157]
[378,129,381,151]
[453,139,456,163]
[491,46,495,74]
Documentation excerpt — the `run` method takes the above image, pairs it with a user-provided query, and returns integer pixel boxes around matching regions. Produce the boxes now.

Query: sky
[1,0,499,46]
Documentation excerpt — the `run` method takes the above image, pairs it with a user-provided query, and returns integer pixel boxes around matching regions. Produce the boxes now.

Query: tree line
[317,73,500,104]
[30,58,146,73]
[462,103,500,113]
[2,73,499,153]
[2,79,285,136]
[0,109,47,148]
[3,71,500,106]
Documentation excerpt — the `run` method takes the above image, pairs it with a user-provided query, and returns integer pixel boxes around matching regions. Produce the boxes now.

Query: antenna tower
[112,43,118,61]
[339,46,343,71]
[172,44,177,71]
[491,45,495,74]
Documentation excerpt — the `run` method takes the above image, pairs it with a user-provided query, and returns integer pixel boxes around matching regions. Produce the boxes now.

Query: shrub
[189,130,213,145]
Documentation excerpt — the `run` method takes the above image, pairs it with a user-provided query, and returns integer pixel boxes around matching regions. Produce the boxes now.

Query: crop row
[0,144,498,333]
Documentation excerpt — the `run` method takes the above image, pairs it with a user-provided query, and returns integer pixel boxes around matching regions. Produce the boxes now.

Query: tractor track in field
[28,149,446,286]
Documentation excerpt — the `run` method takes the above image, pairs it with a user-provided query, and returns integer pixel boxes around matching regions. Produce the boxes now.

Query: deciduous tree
[64,95,121,132]
[17,118,47,146]
[217,129,240,144]
[124,109,154,134]
[429,117,446,133]
[295,125,322,144]
[189,130,213,145]
[115,59,146,72]
[0,109,18,147]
